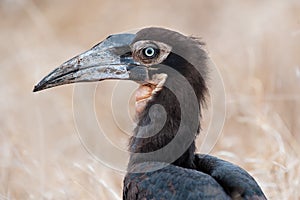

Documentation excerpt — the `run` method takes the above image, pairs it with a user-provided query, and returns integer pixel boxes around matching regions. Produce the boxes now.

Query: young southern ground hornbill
[34,27,266,200]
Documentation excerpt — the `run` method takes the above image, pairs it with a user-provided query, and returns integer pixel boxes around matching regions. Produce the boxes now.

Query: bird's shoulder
[195,154,267,200]
[123,162,230,200]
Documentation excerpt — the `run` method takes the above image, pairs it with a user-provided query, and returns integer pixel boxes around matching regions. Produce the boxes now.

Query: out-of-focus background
[1,0,300,199]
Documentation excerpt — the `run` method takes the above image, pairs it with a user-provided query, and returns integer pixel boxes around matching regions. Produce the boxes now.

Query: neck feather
[128,53,207,169]
[129,85,200,168]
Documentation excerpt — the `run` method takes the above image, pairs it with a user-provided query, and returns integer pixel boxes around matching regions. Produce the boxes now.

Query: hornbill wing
[195,154,267,200]
[123,163,231,200]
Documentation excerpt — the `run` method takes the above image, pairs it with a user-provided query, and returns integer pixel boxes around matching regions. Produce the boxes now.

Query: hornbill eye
[142,46,160,59]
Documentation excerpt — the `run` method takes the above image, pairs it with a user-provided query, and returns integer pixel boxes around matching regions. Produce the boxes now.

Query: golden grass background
[1,0,300,199]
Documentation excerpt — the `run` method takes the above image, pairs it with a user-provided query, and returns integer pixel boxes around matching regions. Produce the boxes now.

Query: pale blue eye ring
[142,46,159,58]
[145,47,155,57]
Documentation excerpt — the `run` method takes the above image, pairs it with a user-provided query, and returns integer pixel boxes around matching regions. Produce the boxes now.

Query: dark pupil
[146,48,154,55]
[143,47,158,58]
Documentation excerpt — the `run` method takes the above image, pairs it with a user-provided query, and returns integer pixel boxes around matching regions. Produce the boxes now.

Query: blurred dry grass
[1,0,300,199]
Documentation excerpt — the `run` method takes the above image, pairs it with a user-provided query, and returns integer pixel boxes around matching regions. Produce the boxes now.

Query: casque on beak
[33,33,149,92]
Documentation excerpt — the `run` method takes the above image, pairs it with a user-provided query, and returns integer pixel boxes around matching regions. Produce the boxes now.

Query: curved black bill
[33,33,148,92]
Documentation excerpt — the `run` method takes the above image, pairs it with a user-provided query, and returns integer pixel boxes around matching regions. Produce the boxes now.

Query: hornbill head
[33,27,208,113]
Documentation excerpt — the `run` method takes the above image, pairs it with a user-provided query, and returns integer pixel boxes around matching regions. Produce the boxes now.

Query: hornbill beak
[33,33,148,92]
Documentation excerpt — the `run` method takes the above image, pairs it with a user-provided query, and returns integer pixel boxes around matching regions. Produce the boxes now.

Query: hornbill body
[34,27,267,200]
